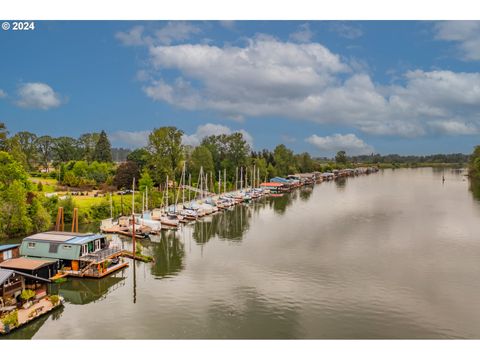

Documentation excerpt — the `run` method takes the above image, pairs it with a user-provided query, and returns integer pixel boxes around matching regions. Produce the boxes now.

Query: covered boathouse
[17,231,127,279]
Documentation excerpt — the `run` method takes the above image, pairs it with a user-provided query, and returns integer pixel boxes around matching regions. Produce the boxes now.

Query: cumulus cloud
[182,123,253,147]
[434,21,480,61]
[122,32,480,138]
[0,89,6,98]
[329,22,363,39]
[306,133,374,155]
[115,25,145,46]
[110,130,150,148]
[289,23,314,43]
[16,82,62,110]
[427,120,479,135]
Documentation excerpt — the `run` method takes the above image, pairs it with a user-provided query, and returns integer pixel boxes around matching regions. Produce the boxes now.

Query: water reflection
[56,272,126,305]
[205,286,301,339]
[149,232,185,278]
[469,177,480,201]
[299,186,314,201]
[335,177,347,190]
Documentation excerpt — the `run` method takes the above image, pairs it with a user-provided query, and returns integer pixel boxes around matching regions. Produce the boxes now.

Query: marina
[2,167,479,339]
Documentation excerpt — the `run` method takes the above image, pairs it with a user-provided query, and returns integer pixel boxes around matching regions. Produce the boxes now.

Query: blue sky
[1,20,480,156]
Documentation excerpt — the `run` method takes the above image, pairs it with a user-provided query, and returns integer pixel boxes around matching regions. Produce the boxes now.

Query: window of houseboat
[94,239,100,251]
[49,243,59,253]
[28,242,36,248]
[82,244,88,255]
[3,249,13,260]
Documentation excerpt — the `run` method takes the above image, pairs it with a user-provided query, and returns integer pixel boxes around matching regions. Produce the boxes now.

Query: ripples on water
[4,168,480,339]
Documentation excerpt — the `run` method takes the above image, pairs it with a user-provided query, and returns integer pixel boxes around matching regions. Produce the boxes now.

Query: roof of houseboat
[0,257,57,271]
[0,268,51,284]
[0,243,20,252]
[24,231,104,245]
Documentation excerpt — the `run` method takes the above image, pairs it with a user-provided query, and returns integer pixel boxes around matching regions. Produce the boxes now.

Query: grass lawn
[29,177,58,193]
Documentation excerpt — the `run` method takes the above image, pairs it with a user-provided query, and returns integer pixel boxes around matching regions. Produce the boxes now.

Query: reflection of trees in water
[56,272,126,305]
[269,193,294,215]
[335,177,347,190]
[205,286,300,339]
[2,306,64,340]
[299,186,314,201]
[192,205,252,244]
[469,177,480,201]
[149,231,185,278]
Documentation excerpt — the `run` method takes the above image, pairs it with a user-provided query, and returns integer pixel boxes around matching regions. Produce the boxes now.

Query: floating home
[0,244,20,263]
[17,231,127,279]
[0,268,63,335]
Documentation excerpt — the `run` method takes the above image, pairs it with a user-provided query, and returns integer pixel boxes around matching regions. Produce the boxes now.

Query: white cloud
[306,133,374,156]
[0,89,6,98]
[116,22,201,47]
[110,130,150,148]
[289,23,314,43]
[125,33,480,138]
[434,21,480,61]
[115,25,145,46]
[427,120,478,135]
[329,22,363,39]
[16,82,62,110]
[182,123,253,147]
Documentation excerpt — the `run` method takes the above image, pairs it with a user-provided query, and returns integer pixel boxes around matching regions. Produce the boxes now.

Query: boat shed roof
[0,268,51,285]
[0,257,57,271]
[24,231,104,245]
[0,244,20,252]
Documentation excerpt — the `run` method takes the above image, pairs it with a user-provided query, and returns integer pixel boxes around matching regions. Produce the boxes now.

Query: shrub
[49,294,60,306]
[20,289,36,302]
[1,309,19,327]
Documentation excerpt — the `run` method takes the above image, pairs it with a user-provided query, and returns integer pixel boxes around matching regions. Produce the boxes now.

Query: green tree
[147,126,184,184]
[127,148,150,170]
[53,136,81,163]
[139,168,154,192]
[190,145,214,182]
[36,135,54,172]
[93,130,112,162]
[28,196,51,233]
[13,131,38,170]
[113,161,139,189]
[0,122,8,151]
[335,150,347,164]
[0,180,32,237]
[0,151,29,189]
[295,152,315,173]
[273,144,296,176]
[78,132,100,162]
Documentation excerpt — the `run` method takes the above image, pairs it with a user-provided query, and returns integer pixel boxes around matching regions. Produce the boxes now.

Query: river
[4,167,480,339]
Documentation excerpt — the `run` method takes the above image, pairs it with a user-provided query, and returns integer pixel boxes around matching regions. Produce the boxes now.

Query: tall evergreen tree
[0,122,8,151]
[93,130,112,162]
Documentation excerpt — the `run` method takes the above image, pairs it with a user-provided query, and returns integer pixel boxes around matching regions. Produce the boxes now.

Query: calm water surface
[4,168,480,339]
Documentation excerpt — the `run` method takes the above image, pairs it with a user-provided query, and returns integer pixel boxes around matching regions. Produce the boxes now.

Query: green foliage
[37,182,44,192]
[335,150,347,164]
[52,136,81,163]
[190,146,214,182]
[0,122,7,151]
[93,130,112,163]
[35,135,54,172]
[273,144,297,177]
[78,132,100,162]
[1,309,18,327]
[114,161,139,189]
[127,148,150,170]
[58,196,75,223]
[0,180,32,237]
[139,168,154,192]
[147,126,184,184]
[21,289,36,301]
[49,294,60,306]
[28,196,52,233]
[13,131,38,170]
[0,151,29,190]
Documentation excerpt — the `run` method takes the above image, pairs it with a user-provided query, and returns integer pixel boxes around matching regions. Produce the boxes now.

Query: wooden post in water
[72,208,79,233]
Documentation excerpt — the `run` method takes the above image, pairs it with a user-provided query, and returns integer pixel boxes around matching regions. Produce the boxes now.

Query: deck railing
[79,246,122,263]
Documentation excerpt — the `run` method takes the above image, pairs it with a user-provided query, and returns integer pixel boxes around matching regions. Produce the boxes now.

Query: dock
[0,296,64,335]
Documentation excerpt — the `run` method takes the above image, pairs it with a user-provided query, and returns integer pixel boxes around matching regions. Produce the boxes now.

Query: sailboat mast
[235,167,238,191]
[240,167,243,190]
[110,192,113,218]
[218,170,221,195]
[224,168,226,194]
[166,175,169,212]
[132,177,135,214]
